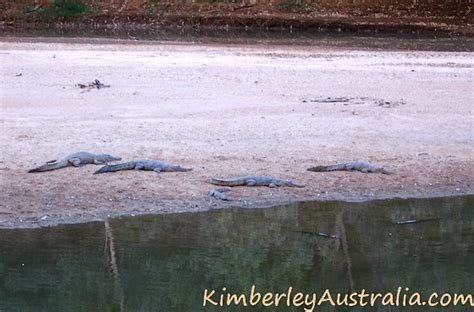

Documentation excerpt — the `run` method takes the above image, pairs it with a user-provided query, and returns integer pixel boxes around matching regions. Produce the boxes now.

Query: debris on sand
[303,96,406,108]
[209,188,233,201]
[77,79,110,90]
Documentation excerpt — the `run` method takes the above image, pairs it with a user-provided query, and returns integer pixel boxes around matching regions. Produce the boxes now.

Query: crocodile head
[282,179,305,188]
[274,179,296,187]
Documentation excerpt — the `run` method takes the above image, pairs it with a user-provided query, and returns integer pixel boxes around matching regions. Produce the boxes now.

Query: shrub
[277,0,316,14]
[39,0,89,20]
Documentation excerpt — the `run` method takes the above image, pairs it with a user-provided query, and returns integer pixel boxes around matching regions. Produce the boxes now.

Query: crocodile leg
[246,179,257,186]
[69,158,82,167]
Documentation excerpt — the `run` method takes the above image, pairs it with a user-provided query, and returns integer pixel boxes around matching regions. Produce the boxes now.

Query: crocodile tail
[93,162,135,174]
[307,165,328,172]
[208,177,243,186]
[307,164,345,172]
[208,177,232,186]
[175,166,193,172]
[28,160,68,173]
[208,177,221,185]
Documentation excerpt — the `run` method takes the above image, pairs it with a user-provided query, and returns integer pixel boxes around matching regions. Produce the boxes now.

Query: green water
[0,196,472,311]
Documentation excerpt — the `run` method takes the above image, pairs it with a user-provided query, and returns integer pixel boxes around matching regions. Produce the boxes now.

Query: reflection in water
[335,211,354,292]
[0,196,472,311]
[104,221,124,311]
[1,27,473,52]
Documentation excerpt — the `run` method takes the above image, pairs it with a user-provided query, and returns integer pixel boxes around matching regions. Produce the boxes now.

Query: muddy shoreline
[1,39,473,229]
[1,192,472,230]
[4,14,472,36]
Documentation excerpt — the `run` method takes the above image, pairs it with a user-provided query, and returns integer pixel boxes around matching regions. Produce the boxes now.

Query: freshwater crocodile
[307,160,391,174]
[28,152,121,173]
[208,175,305,188]
[94,160,192,174]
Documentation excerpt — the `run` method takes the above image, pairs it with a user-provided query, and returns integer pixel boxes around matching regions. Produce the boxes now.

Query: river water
[0,196,472,311]
[1,27,473,52]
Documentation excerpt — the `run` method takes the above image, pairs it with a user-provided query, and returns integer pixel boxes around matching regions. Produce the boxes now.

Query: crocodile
[307,160,391,174]
[94,160,192,175]
[28,152,121,173]
[208,175,305,188]
[209,188,233,201]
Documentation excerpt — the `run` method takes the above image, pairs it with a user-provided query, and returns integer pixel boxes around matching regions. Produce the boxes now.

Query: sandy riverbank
[0,38,473,228]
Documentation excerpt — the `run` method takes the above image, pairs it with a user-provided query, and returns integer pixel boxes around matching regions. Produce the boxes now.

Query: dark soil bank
[1,0,473,34]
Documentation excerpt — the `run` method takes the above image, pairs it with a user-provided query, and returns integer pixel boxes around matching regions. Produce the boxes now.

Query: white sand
[0,39,472,228]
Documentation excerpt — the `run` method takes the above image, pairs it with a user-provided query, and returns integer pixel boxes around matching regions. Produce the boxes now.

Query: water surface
[1,27,473,51]
[0,196,472,311]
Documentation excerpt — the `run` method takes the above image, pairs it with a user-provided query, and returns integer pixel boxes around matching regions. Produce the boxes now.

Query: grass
[38,0,90,20]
